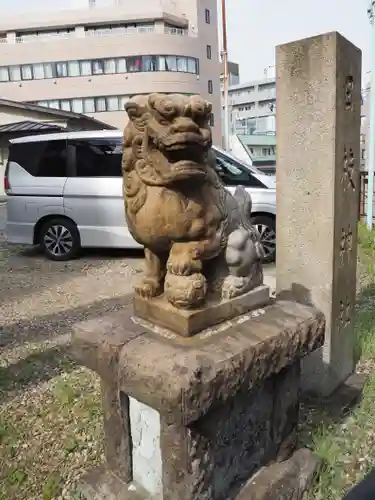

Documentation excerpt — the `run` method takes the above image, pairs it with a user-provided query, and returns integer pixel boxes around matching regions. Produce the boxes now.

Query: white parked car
[4,130,276,262]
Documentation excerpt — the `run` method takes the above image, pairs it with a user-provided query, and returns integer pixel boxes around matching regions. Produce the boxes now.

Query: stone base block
[73,300,325,500]
[133,284,270,337]
[235,448,321,500]
[78,466,148,500]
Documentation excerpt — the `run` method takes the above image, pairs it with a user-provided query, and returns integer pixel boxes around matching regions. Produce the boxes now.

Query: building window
[33,63,45,79]
[0,54,200,83]
[56,62,68,78]
[208,80,213,94]
[209,113,215,127]
[43,63,54,79]
[31,92,194,114]
[21,65,33,80]
[205,8,211,23]
[206,45,212,59]
[83,98,96,113]
[104,59,117,74]
[142,55,157,71]
[0,67,9,82]
[92,60,105,75]
[127,56,142,72]
[362,149,366,160]
[80,60,92,76]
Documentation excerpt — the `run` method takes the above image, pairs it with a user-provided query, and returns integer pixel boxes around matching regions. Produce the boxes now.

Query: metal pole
[367,1,375,229]
[221,0,229,150]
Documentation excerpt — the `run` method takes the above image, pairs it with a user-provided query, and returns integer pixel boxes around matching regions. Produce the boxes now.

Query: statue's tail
[233,186,265,259]
[233,185,252,222]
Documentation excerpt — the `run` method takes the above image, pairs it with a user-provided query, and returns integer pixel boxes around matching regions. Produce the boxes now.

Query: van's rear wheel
[39,217,81,261]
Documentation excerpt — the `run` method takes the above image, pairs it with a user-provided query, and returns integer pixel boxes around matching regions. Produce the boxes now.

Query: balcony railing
[15,32,75,43]
[85,26,155,37]
[4,25,194,44]
[164,27,188,36]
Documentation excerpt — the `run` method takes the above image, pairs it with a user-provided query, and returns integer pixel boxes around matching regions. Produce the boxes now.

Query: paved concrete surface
[0,202,276,353]
[0,201,6,233]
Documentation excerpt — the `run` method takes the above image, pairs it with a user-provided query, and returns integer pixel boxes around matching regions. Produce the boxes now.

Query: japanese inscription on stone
[345,75,354,111]
[339,226,353,265]
[342,147,356,191]
[337,296,351,330]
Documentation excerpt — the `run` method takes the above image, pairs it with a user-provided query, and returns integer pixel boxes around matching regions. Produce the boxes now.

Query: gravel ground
[0,204,145,499]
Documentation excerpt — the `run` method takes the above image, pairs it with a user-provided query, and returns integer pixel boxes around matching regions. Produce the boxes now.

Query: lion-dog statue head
[122,93,214,187]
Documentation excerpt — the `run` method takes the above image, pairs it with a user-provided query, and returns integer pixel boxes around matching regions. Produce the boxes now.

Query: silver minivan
[4,130,276,262]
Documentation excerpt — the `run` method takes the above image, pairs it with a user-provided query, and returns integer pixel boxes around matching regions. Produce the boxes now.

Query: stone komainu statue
[122,93,264,309]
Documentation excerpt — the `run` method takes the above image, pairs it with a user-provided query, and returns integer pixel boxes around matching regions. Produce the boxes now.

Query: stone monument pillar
[72,93,326,499]
[276,32,361,396]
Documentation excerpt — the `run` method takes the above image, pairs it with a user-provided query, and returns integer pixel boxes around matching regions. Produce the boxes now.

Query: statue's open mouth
[162,133,207,171]
[164,146,204,164]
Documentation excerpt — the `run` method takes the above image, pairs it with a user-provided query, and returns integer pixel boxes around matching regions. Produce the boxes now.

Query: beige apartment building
[0,0,222,143]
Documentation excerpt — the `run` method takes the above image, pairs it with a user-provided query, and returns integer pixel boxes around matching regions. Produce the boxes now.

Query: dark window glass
[72,138,123,177]
[206,45,212,59]
[92,59,105,75]
[208,79,213,94]
[209,113,215,126]
[187,57,198,73]
[9,140,68,177]
[142,55,157,71]
[56,62,68,78]
[214,154,265,188]
[21,65,33,80]
[205,8,211,23]
[0,66,9,82]
[127,56,142,72]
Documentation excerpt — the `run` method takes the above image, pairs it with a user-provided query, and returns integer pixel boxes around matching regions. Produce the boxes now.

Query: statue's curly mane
[121,109,148,217]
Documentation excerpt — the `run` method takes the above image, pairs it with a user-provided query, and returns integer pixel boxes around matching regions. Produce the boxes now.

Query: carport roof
[0,120,63,133]
[0,98,116,130]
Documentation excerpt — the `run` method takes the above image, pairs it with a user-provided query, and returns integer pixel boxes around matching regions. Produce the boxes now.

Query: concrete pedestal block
[72,300,325,500]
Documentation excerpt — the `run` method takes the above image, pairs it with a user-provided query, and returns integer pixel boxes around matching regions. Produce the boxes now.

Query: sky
[219,0,371,83]
[0,0,372,84]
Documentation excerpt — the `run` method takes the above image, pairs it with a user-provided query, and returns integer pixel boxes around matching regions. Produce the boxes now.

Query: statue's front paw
[134,278,162,299]
[221,276,249,300]
[165,272,207,309]
[167,255,202,276]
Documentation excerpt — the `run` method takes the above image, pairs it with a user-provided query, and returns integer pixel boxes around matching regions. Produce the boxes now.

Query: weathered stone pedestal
[72,300,325,500]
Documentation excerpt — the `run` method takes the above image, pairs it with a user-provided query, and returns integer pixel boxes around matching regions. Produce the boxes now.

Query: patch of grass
[43,473,62,500]
[0,346,75,396]
[358,222,375,274]
[307,373,375,498]
[63,436,80,455]
[0,421,18,446]
[358,221,375,249]
[0,367,103,500]
[52,378,80,407]
[6,469,28,487]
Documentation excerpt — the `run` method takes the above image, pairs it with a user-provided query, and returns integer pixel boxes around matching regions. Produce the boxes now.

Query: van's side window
[9,140,68,177]
[215,155,265,188]
[72,138,123,177]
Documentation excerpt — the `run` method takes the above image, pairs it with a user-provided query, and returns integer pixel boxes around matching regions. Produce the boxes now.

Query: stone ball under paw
[164,272,207,309]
